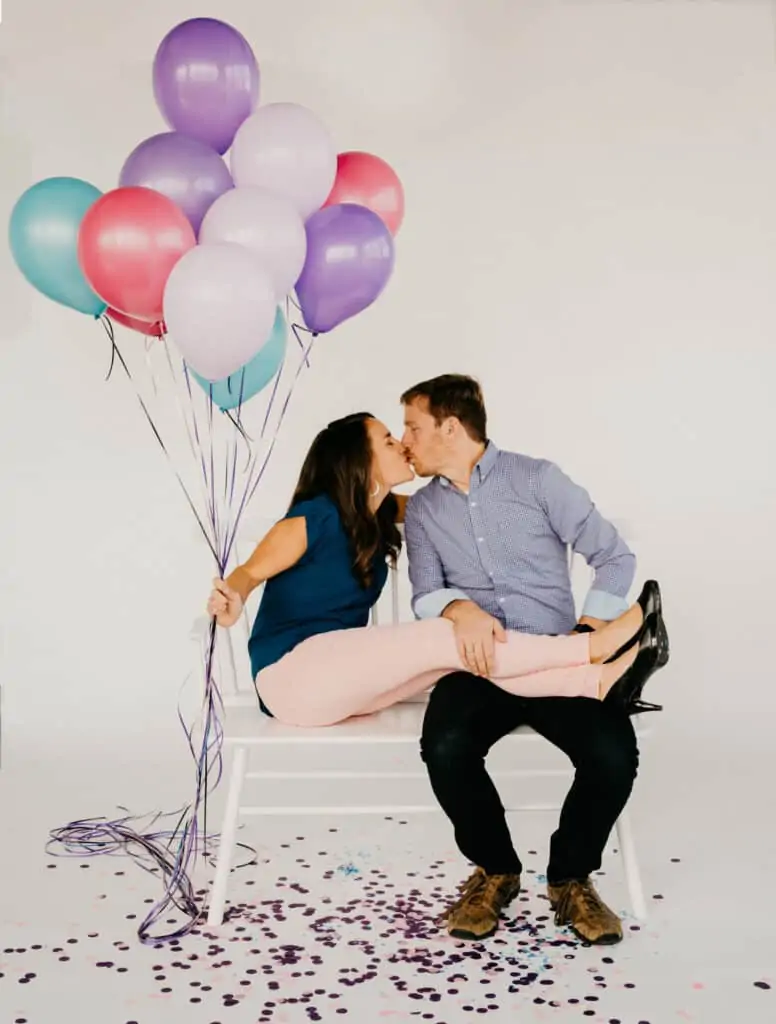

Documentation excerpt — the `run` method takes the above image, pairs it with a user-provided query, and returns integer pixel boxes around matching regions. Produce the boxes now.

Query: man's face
[401,399,447,478]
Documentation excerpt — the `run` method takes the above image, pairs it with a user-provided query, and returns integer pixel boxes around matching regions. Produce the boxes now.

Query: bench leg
[207,746,247,927]
[615,807,648,921]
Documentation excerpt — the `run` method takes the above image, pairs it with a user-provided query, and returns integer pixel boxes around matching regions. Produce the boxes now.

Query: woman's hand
[207,578,244,628]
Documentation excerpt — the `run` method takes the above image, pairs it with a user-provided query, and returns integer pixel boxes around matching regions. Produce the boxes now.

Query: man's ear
[441,416,458,439]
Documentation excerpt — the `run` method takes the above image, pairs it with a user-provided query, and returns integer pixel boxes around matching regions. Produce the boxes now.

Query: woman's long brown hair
[289,412,401,587]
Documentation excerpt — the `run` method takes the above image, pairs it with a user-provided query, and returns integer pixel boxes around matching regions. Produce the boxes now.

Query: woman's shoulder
[287,492,337,516]
[286,493,341,547]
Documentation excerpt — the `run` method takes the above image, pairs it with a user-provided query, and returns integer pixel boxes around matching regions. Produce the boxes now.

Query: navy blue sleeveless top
[248,494,389,711]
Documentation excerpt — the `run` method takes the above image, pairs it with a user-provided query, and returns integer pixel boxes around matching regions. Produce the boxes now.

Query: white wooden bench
[193,521,650,928]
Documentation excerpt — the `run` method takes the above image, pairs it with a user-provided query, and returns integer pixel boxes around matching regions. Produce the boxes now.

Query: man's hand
[443,600,507,677]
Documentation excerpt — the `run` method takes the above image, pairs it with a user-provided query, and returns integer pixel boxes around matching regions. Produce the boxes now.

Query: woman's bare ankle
[590,604,643,663]
[597,647,638,699]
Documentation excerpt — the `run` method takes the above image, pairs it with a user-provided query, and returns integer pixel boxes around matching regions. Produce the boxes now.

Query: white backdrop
[1,0,775,762]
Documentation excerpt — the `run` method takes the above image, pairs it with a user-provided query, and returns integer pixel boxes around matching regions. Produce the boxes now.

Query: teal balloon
[192,307,287,410]
[9,176,107,317]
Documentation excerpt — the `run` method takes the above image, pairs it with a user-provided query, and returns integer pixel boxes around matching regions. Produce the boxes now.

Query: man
[401,374,638,946]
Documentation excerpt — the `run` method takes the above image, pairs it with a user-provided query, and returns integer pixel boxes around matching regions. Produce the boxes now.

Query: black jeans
[420,671,639,884]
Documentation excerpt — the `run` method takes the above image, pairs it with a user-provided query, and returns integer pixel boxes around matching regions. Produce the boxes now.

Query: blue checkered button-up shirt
[403,442,635,635]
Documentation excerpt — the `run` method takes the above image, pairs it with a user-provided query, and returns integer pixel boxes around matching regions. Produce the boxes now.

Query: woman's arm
[225,517,308,601]
[394,493,409,524]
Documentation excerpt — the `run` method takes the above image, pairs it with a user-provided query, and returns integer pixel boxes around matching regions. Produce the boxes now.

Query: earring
[370,481,381,498]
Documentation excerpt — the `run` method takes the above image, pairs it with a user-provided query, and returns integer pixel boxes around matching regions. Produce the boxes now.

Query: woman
[206,413,668,728]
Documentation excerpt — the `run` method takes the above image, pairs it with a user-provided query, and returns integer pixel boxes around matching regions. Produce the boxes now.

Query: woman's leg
[258,618,601,727]
[356,637,642,718]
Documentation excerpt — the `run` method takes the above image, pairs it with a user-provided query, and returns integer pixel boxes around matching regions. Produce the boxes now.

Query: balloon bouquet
[9,17,405,943]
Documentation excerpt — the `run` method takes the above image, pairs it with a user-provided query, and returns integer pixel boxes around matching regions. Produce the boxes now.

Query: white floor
[1,714,774,1024]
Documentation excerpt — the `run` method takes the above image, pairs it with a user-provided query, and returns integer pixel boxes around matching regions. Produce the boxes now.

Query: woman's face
[366,418,414,491]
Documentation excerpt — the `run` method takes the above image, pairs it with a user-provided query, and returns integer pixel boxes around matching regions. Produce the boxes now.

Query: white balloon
[164,242,275,382]
[199,187,307,297]
[230,103,337,220]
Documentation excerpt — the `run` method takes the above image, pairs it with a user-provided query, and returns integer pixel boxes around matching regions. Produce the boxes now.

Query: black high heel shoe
[638,579,662,619]
[628,699,663,716]
[604,581,666,665]
[603,612,669,713]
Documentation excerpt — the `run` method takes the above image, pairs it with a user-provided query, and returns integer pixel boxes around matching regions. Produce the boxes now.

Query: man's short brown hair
[401,374,487,444]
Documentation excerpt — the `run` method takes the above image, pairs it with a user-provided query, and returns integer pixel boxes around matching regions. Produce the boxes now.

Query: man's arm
[403,497,469,618]
[538,461,636,625]
[404,496,506,675]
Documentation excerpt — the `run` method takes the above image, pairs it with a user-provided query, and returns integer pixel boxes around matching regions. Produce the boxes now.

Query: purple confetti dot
[754,981,771,990]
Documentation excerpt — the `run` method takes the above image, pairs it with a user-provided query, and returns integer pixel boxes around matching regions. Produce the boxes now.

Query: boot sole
[568,924,623,945]
[448,923,499,941]
[548,898,623,946]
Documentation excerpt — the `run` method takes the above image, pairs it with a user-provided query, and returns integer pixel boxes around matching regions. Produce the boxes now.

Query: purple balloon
[296,204,395,334]
[119,132,233,234]
[153,18,260,155]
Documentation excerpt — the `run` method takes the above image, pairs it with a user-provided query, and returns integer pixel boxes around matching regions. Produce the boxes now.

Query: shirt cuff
[414,587,470,620]
[581,588,630,621]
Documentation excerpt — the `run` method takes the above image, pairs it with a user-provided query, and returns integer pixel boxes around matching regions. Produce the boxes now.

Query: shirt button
[470,501,477,507]
[499,597,505,604]
[477,537,484,543]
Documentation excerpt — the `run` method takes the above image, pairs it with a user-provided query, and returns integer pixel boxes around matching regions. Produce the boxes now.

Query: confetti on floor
[1,823,773,1024]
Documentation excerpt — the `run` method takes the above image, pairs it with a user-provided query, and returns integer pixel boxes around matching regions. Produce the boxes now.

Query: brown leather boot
[442,867,521,940]
[547,877,623,945]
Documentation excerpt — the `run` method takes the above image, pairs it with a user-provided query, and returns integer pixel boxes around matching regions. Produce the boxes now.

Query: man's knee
[421,672,484,770]
[420,722,476,770]
[578,725,639,790]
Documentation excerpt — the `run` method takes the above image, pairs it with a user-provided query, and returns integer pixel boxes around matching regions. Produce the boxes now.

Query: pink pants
[257,618,602,727]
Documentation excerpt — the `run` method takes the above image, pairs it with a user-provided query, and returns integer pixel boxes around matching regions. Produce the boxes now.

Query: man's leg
[420,671,529,938]
[521,696,639,943]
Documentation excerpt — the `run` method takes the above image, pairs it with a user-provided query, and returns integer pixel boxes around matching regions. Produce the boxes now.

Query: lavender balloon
[119,133,233,234]
[296,204,395,334]
[153,18,260,155]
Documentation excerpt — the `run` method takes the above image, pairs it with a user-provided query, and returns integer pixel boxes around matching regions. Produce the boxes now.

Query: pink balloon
[78,187,196,322]
[199,187,306,297]
[230,103,336,220]
[164,242,276,381]
[108,308,166,337]
[324,152,405,235]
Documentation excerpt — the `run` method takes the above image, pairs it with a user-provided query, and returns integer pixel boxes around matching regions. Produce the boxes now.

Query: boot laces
[555,878,605,924]
[445,870,511,917]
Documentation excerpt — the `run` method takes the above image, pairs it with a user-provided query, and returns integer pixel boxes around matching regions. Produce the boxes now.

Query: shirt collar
[438,440,499,488]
